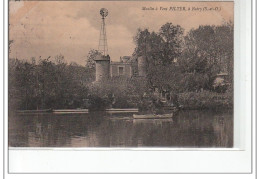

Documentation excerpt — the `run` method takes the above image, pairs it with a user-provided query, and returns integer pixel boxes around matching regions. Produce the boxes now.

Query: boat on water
[105,108,138,112]
[16,109,53,113]
[133,113,173,119]
[105,108,138,113]
[52,109,89,114]
[17,109,90,114]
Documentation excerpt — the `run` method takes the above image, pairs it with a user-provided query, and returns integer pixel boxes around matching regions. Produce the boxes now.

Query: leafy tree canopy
[86,49,102,69]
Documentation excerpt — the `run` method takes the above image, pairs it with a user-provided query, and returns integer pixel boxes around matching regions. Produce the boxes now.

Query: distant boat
[105,108,138,113]
[133,113,173,119]
[16,109,53,113]
[52,109,89,114]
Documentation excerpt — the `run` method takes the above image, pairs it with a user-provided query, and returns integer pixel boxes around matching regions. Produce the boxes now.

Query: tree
[86,49,102,69]
[133,24,185,92]
[14,61,38,109]
[133,25,184,66]
[214,21,234,82]
[178,23,234,91]
[159,23,184,64]
[55,54,66,65]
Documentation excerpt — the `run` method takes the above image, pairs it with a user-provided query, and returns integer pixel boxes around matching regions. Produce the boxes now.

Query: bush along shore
[178,90,233,110]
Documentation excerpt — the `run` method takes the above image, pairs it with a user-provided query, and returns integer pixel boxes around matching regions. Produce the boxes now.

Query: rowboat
[133,113,173,119]
[16,109,53,113]
[52,109,89,114]
[105,108,138,113]
[106,108,138,111]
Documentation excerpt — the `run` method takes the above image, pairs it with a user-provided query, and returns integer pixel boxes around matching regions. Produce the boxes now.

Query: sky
[9,1,233,65]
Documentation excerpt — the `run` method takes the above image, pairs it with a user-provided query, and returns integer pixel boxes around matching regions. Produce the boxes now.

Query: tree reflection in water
[9,110,233,147]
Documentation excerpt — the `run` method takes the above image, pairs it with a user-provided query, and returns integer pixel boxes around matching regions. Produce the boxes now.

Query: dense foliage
[133,22,233,94]
[9,22,233,111]
[86,49,102,69]
[178,90,233,110]
[9,56,94,110]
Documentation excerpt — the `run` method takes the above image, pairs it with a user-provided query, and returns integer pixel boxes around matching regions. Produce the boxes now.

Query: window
[118,67,124,75]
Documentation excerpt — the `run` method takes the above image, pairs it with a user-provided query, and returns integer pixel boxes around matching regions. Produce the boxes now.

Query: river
[8,110,233,147]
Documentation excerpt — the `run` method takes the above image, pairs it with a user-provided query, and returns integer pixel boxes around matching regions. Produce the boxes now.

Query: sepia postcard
[8,0,234,148]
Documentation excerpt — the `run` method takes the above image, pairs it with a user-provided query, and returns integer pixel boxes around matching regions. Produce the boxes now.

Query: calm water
[8,110,233,147]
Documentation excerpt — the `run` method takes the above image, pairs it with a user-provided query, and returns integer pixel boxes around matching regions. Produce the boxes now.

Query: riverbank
[11,90,233,114]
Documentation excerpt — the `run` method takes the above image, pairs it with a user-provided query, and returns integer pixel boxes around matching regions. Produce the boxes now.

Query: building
[94,8,146,81]
[110,56,133,78]
[94,55,146,81]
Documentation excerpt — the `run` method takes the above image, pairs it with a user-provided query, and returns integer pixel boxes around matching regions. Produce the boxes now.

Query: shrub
[87,77,145,109]
[178,90,233,110]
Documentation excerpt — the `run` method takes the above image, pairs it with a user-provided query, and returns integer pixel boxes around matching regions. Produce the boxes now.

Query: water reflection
[8,110,233,147]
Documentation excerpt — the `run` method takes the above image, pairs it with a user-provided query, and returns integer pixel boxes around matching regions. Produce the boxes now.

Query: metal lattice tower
[98,8,108,56]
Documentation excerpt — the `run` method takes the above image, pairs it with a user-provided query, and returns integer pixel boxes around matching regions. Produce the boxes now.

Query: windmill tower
[94,8,110,82]
[98,8,108,56]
